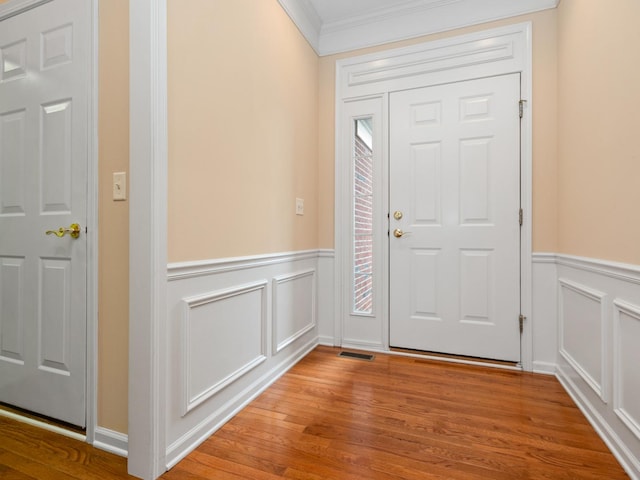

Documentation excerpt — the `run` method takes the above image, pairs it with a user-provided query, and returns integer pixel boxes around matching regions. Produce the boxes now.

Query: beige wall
[98,0,129,433]
[557,0,640,265]
[167,0,319,262]
[318,10,559,253]
[20,0,638,440]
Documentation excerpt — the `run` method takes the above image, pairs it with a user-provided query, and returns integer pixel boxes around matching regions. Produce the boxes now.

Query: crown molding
[279,0,558,56]
[277,0,322,54]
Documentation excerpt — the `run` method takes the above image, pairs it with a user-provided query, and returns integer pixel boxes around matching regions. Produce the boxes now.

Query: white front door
[389,74,521,362]
[0,0,90,427]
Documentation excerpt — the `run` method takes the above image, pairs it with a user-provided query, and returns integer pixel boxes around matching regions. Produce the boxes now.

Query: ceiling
[277,0,559,56]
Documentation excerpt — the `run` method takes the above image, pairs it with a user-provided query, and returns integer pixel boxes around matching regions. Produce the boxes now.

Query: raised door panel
[41,100,73,213]
[0,109,26,215]
[0,257,24,363]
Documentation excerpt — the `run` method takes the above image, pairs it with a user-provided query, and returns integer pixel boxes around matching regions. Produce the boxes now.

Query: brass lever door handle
[46,223,81,239]
[393,228,411,238]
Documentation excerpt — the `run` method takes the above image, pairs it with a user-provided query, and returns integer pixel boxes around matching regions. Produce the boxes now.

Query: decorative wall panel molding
[181,281,267,415]
[273,269,316,353]
[613,299,640,442]
[558,278,608,402]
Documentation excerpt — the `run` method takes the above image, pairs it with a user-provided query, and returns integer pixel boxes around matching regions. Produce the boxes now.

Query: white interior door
[389,74,521,362]
[0,0,90,427]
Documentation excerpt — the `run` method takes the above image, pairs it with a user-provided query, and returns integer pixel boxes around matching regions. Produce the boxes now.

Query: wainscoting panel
[273,270,315,354]
[165,250,322,469]
[613,300,640,443]
[558,278,607,401]
[554,255,640,480]
[181,281,267,415]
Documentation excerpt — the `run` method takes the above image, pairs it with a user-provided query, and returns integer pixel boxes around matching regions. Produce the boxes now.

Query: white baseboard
[557,367,640,480]
[340,340,385,352]
[317,335,335,346]
[532,361,556,375]
[93,427,128,458]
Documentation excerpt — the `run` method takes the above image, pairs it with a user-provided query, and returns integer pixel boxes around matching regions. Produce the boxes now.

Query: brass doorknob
[393,228,404,238]
[46,223,81,239]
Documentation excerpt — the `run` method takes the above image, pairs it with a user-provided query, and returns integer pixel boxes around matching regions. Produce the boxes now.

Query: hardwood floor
[163,346,628,480]
[0,414,133,479]
[0,346,629,479]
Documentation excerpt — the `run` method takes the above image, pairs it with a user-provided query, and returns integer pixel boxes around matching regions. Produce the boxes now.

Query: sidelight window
[353,117,373,314]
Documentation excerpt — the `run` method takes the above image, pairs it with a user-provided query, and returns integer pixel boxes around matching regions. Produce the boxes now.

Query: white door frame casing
[334,23,534,370]
[129,0,168,478]
[0,0,99,441]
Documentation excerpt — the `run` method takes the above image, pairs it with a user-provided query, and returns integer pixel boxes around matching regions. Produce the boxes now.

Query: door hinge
[519,208,523,226]
[519,314,526,334]
[519,99,526,119]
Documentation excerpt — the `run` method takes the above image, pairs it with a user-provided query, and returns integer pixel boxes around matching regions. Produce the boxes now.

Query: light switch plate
[295,197,304,215]
[113,172,126,201]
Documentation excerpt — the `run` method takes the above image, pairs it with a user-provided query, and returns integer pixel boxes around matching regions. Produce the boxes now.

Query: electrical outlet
[296,198,304,215]
[113,172,127,201]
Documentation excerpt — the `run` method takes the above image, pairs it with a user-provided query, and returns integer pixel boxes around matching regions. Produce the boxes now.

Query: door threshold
[389,347,521,371]
[0,403,86,442]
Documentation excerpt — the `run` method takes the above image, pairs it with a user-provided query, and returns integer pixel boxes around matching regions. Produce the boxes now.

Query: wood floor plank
[0,416,133,479]
[162,346,628,479]
[0,345,629,479]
